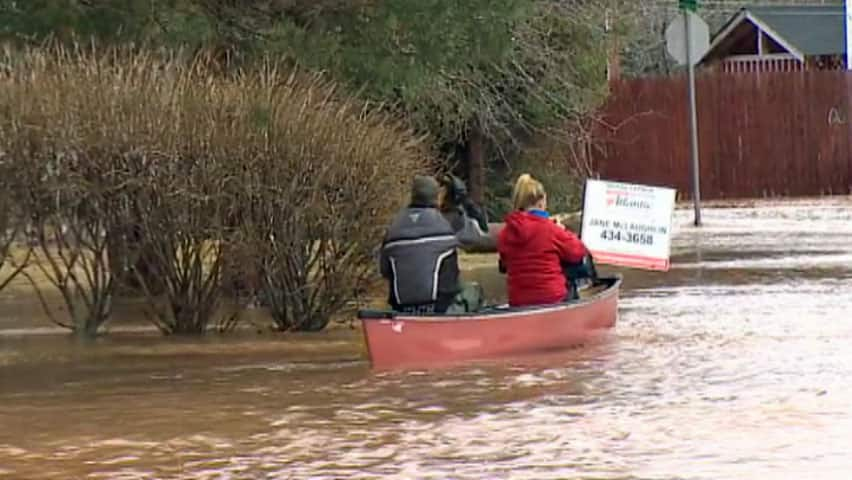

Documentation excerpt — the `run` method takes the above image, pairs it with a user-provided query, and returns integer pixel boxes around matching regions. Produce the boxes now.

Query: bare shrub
[232,67,430,331]
[0,150,31,292]
[112,156,234,335]
[0,46,428,334]
[0,48,126,335]
[0,46,228,335]
[20,159,125,336]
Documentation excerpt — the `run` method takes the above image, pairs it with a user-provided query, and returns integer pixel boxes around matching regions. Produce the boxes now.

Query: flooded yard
[1,197,851,479]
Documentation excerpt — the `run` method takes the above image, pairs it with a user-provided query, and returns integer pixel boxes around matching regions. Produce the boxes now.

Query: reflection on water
[1,197,852,479]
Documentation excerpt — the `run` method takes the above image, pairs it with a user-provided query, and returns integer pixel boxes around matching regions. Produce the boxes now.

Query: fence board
[593,70,852,199]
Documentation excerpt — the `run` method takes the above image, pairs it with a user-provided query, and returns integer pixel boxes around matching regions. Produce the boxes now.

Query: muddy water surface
[1,198,851,479]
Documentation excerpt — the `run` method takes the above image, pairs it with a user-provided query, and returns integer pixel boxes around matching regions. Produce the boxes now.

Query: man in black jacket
[379,175,490,314]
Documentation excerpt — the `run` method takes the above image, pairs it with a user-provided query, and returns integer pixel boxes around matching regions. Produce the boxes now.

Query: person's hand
[444,174,468,204]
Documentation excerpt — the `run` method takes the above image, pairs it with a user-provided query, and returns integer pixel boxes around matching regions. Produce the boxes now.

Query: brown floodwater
[1,198,852,479]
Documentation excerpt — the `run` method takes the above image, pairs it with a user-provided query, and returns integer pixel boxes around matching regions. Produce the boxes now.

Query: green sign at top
[679,0,698,11]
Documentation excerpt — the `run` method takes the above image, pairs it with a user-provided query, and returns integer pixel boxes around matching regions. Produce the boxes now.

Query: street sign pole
[666,4,707,226]
[683,8,702,227]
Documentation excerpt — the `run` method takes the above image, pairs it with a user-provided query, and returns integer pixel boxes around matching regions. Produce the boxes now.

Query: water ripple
[2,200,852,479]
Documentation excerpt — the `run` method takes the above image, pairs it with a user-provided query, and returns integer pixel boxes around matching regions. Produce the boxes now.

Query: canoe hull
[360,276,620,370]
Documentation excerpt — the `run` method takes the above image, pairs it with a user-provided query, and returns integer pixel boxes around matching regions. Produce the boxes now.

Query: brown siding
[592,70,852,199]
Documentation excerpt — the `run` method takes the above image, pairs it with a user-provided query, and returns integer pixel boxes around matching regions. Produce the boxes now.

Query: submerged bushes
[0,46,428,336]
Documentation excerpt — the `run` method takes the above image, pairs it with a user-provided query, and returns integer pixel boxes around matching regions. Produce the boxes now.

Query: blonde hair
[511,173,546,211]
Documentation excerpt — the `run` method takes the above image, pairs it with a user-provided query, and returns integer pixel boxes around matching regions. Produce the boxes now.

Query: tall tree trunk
[605,7,621,83]
[607,28,621,82]
[465,127,486,204]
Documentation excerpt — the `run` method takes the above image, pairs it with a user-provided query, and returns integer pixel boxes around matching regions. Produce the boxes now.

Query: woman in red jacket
[497,174,588,307]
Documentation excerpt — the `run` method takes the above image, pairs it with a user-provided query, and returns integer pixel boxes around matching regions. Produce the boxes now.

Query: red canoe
[358,276,621,370]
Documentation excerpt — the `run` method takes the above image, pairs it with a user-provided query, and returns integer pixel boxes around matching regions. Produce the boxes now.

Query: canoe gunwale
[358,275,622,323]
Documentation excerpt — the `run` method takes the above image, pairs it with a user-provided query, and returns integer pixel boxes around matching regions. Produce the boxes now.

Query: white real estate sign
[580,179,676,271]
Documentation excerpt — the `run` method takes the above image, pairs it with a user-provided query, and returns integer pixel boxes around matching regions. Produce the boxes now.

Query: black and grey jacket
[379,203,489,313]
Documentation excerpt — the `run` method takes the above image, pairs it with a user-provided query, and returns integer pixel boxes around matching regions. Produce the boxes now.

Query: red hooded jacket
[497,210,588,307]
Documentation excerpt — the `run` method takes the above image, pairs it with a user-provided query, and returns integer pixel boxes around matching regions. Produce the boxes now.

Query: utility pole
[681,0,702,226]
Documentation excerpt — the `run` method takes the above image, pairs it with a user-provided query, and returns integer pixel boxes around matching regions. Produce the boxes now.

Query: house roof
[702,5,845,62]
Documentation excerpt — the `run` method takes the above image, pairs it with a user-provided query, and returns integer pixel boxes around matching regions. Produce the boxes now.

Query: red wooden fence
[592,70,852,200]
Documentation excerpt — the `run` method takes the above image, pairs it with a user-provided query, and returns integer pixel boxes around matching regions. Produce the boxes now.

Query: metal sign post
[684,8,702,226]
[666,3,707,227]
